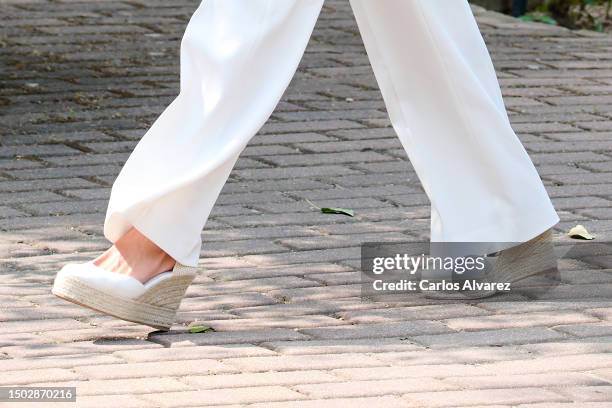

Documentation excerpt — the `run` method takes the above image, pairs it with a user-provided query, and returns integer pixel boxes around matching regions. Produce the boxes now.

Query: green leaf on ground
[321,207,355,217]
[519,13,557,25]
[189,325,214,334]
[567,224,595,240]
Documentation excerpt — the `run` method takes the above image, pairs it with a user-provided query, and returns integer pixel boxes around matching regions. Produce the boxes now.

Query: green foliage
[188,325,214,333]
[519,13,558,25]
[523,0,611,30]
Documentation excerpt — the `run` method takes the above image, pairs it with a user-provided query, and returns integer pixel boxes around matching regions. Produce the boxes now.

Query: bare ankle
[94,228,176,282]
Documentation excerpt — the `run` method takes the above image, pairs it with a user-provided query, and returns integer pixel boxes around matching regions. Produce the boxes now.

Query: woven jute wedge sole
[495,229,556,284]
[425,229,555,300]
[52,272,195,330]
[424,285,497,300]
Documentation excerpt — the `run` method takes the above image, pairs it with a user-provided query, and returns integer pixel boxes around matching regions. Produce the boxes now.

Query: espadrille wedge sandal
[425,229,556,300]
[52,262,197,330]
[494,229,556,285]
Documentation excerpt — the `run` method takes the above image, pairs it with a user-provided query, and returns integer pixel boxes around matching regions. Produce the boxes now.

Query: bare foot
[93,228,176,283]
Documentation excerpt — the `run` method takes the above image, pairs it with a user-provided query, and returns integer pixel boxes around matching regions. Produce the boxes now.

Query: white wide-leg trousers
[105,0,559,267]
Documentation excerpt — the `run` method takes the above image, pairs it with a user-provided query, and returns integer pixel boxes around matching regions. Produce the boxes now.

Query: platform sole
[52,274,192,330]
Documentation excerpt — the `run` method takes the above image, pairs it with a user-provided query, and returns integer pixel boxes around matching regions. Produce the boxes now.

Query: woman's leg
[101,0,325,274]
[349,0,559,250]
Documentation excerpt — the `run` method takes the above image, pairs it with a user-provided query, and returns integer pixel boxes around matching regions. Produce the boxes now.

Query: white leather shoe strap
[58,263,147,299]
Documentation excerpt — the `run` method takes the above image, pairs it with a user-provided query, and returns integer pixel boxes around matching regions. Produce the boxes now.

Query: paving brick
[586,308,612,320]
[183,370,340,390]
[259,120,364,134]
[148,328,309,347]
[339,304,490,324]
[186,276,319,296]
[248,396,408,408]
[20,199,108,216]
[532,152,610,165]
[5,164,122,181]
[2,339,163,359]
[1,368,83,386]
[140,386,306,406]
[279,232,409,251]
[0,354,124,372]
[443,311,598,331]
[112,344,276,363]
[544,131,612,142]
[552,196,612,210]
[240,247,360,265]
[403,388,567,407]
[33,377,193,396]
[179,292,277,310]
[44,325,152,343]
[0,205,28,218]
[554,323,612,338]
[513,122,581,133]
[0,158,44,170]
[223,179,330,194]
[374,346,531,366]
[61,394,154,408]
[295,377,455,399]
[1,190,70,205]
[0,144,82,159]
[445,372,608,389]
[590,368,612,382]
[331,364,494,380]
[232,164,360,180]
[222,353,384,372]
[554,386,612,402]
[248,132,332,145]
[74,359,237,380]
[0,178,101,193]
[198,315,347,331]
[300,320,451,340]
[412,327,566,348]
[259,151,392,167]
[520,338,612,356]
[0,318,92,335]
[207,263,351,281]
[262,338,423,355]
[478,354,612,375]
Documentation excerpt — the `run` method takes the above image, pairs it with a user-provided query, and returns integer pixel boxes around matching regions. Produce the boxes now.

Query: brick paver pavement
[1,0,612,407]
